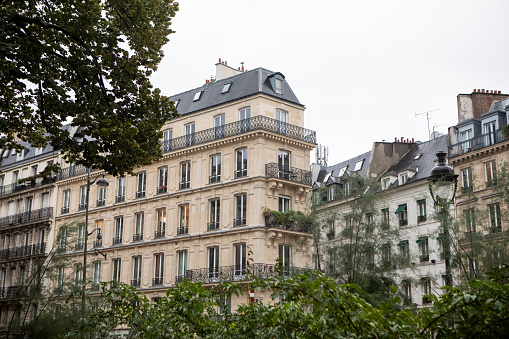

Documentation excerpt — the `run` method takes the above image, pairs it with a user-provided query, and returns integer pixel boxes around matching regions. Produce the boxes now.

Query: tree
[1,0,180,176]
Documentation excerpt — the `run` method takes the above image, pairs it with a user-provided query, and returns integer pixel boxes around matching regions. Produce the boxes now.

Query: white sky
[151,0,509,166]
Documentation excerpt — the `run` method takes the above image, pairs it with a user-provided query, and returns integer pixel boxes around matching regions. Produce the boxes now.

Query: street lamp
[428,151,458,288]
[82,169,109,305]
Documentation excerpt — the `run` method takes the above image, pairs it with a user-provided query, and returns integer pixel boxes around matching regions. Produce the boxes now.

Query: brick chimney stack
[457,89,509,122]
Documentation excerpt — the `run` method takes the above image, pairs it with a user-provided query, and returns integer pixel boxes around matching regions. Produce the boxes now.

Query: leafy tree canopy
[1,0,179,176]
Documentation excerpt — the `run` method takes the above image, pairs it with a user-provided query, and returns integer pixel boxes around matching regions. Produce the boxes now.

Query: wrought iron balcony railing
[75,243,84,251]
[136,191,146,198]
[152,277,163,286]
[113,237,122,245]
[449,130,506,158]
[157,186,167,194]
[234,168,248,179]
[96,199,106,207]
[133,234,143,242]
[115,195,125,203]
[154,230,165,239]
[209,175,221,184]
[0,286,25,299]
[0,176,55,197]
[177,227,189,236]
[233,218,247,227]
[265,163,312,186]
[162,116,316,155]
[131,279,141,287]
[32,242,46,255]
[207,222,220,231]
[78,203,87,210]
[179,181,190,190]
[177,263,307,284]
[93,240,102,248]
[264,214,312,234]
[0,207,53,228]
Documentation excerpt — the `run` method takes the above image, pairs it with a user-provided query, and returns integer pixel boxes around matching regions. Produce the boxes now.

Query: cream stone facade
[53,62,316,311]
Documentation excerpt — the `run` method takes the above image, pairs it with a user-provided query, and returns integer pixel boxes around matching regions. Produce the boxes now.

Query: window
[218,294,232,315]
[235,148,248,178]
[343,180,351,197]
[210,154,221,183]
[398,240,410,266]
[234,194,247,227]
[381,208,390,229]
[395,204,408,226]
[173,99,179,108]
[180,162,191,189]
[35,147,43,155]
[76,223,84,251]
[417,237,429,262]
[16,149,24,161]
[464,208,476,233]
[176,250,187,283]
[354,159,364,171]
[239,107,251,132]
[276,109,288,134]
[79,186,87,210]
[156,209,166,238]
[381,178,390,190]
[208,199,220,231]
[193,91,202,101]
[114,217,123,244]
[112,259,121,282]
[278,149,291,180]
[75,263,82,287]
[484,160,497,188]
[279,244,291,276]
[62,190,70,214]
[134,213,144,241]
[31,165,38,177]
[417,199,426,223]
[461,167,472,193]
[421,278,432,304]
[116,177,126,202]
[275,78,283,94]
[162,129,172,152]
[278,196,291,213]
[214,114,225,139]
[137,172,146,198]
[234,243,247,278]
[184,123,195,146]
[2,148,9,158]
[484,121,496,146]
[402,280,412,306]
[92,261,101,289]
[58,227,67,252]
[97,186,106,206]
[208,247,219,281]
[381,244,391,268]
[221,83,231,94]
[94,220,103,247]
[158,167,168,194]
[178,204,189,235]
[132,256,142,287]
[153,253,164,285]
[468,258,478,279]
[327,186,335,202]
[57,266,64,289]
[399,172,408,185]
[489,203,502,232]
[460,129,472,153]
[365,213,374,233]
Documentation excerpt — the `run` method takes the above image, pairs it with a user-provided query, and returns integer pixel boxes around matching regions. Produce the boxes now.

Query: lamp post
[428,151,458,288]
[82,169,109,305]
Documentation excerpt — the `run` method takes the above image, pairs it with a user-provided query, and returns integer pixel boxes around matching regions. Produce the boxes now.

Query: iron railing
[133,234,143,242]
[136,191,146,198]
[209,175,221,184]
[152,277,163,286]
[78,203,87,210]
[264,214,312,233]
[0,286,25,299]
[112,237,122,245]
[56,164,89,181]
[233,218,247,227]
[179,263,308,284]
[0,207,53,228]
[157,186,167,194]
[154,230,165,239]
[93,240,102,248]
[162,116,316,155]
[207,222,220,231]
[179,181,190,190]
[115,195,125,203]
[61,207,69,214]
[235,169,248,179]
[131,279,141,287]
[449,130,506,158]
[265,163,312,186]
[96,199,106,207]
[177,227,189,236]
[32,242,46,255]
[0,176,55,197]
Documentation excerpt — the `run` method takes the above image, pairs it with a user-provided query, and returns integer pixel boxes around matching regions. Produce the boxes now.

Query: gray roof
[0,141,56,170]
[169,67,303,116]
[315,150,372,184]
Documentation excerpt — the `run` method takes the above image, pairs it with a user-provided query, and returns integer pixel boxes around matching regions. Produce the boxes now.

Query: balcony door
[185,123,195,147]
[484,121,496,146]
[276,109,288,134]
[214,114,225,139]
[278,150,291,180]
[239,107,251,132]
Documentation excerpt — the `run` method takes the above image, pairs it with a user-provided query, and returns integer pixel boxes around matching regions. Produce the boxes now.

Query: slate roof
[0,141,56,170]
[169,67,303,117]
[314,151,372,184]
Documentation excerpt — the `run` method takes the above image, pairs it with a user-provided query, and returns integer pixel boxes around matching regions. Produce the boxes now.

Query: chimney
[215,58,243,80]
[218,58,221,63]
[457,89,509,122]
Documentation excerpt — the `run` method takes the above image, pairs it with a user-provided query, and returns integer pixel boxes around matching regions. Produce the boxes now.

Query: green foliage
[1,0,179,176]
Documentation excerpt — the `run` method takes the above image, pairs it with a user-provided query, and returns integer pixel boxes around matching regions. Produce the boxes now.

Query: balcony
[0,176,55,197]
[177,227,189,236]
[235,168,247,179]
[0,207,53,228]
[136,191,146,199]
[157,186,167,194]
[78,203,87,210]
[96,199,105,207]
[417,215,427,223]
[32,242,46,255]
[265,163,312,186]
[179,181,190,190]
[161,116,316,155]
[264,212,312,233]
[75,243,84,251]
[115,195,125,203]
[177,263,307,284]
[154,230,165,239]
[209,175,221,184]
[131,279,141,287]
[133,234,143,242]
[0,286,25,299]
[93,240,102,248]
[399,219,408,227]
[233,218,247,227]
[152,277,163,286]
[448,129,506,158]
[207,222,220,231]
[61,206,70,214]
[113,237,122,245]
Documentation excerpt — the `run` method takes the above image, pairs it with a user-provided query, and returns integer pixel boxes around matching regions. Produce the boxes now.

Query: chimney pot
[395,137,397,142]
[206,79,209,83]
[242,65,244,71]
[401,137,404,142]
[499,91,502,94]
[225,61,227,66]
[473,89,476,93]
[482,89,485,93]
[219,58,221,63]
[412,138,414,143]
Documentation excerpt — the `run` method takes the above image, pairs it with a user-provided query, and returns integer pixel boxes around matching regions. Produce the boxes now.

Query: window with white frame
[134,213,144,241]
[467,257,478,279]
[93,261,101,287]
[461,167,472,192]
[398,240,410,265]
[234,194,247,227]
[116,177,126,202]
[381,244,391,267]
[460,129,472,153]
[221,83,231,94]
[484,121,497,146]
[58,227,67,252]
[417,199,426,223]
[399,172,408,185]
[276,109,288,134]
[489,203,502,232]
[57,266,64,289]
[178,204,189,235]
[278,149,291,179]
[381,208,390,229]
[76,223,84,250]
[208,199,220,231]
[417,237,429,262]
[156,209,166,238]
[153,253,164,285]
[235,148,247,178]
[193,91,202,101]
[162,129,172,152]
[279,244,291,276]
[176,250,187,283]
[137,172,146,198]
[327,186,335,202]
[180,162,191,189]
[158,166,168,194]
[97,186,106,206]
[62,190,70,214]
[210,154,221,183]
[234,243,246,277]
[75,263,82,286]
[395,204,408,226]
[275,78,283,94]
[208,247,219,280]
[214,114,225,139]
[112,259,121,282]
[402,280,412,306]
[114,217,123,244]
[132,256,142,287]
[79,186,87,210]
[184,123,195,146]
[484,160,497,188]
[278,196,291,213]
[464,208,475,233]
[381,177,390,190]
[422,277,432,304]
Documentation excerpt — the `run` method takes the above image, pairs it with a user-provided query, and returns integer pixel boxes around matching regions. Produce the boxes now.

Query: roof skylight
[324,173,331,182]
[354,159,364,171]
[338,166,348,177]
[193,91,202,101]
[174,99,180,108]
[221,83,231,94]
[414,153,421,160]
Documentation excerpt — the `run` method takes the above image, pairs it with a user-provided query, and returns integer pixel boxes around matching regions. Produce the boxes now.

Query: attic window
[11,149,16,155]
[354,160,364,171]
[414,153,421,160]
[174,99,180,108]
[193,91,202,101]
[35,147,43,155]
[221,83,231,94]
[323,173,331,182]
[338,166,348,177]
[2,149,9,158]
[381,177,390,190]
[275,78,282,94]
[399,172,409,185]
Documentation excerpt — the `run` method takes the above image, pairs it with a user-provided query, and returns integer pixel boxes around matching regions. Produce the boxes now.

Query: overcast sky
[151,0,509,166]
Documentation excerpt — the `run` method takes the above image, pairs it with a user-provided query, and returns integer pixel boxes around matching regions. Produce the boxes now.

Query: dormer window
[275,79,282,94]
[382,177,390,190]
[174,99,180,108]
[193,91,202,101]
[16,149,24,161]
[414,153,421,160]
[354,160,364,171]
[2,149,9,158]
[399,172,408,185]
[221,83,231,94]
[35,147,43,155]
[338,166,347,177]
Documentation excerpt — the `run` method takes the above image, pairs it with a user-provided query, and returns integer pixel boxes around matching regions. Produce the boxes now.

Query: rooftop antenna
[415,108,440,140]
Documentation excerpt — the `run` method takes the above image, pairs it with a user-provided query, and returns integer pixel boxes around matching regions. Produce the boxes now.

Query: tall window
[62,190,70,214]
[402,280,412,306]
[279,244,291,276]
[208,199,220,231]
[381,244,391,267]
[162,129,172,152]
[131,256,142,287]
[153,253,164,285]
[57,266,64,289]
[137,172,146,198]
[176,250,187,283]
[58,227,67,252]
[276,109,288,134]
[214,114,225,139]
[76,223,85,251]
[278,150,291,180]
[417,237,429,262]
[484,160,496,188]
[275,78,283,94]
[489,203,502,232]
[234,243,247,278]
[180,162,191,189]
[395,204,408,226]
[158,167,168,194]
[422,278,432,304]
[381,208,390,230]
[461,167,472,193]
[209,154,221,183]
[184,123,195,146]
[464,208,476,233]
[398,240,410,266]
[278,196,291,213]
[417,199,426,223]
[327,186,336,202]
[134,213,144,241]
[95,220,104,247]
[116,177,126,202]
[97,186,106,206]
[208,247,219,281]
[92,261,101,289]
[234,194,247,227]
[79,186,87,210]
[75,263,82,286]
[460,129,472,153]
[114,217,123,244]
[239,107,251,132]
[178,204,189,235]
[235,148,248,178]
[156,209,166,238]
[112,259,121,282]
[484,121,496,146]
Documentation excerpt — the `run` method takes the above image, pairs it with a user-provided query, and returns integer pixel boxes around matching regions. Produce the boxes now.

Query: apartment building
[53,60,316,311]
[0,143,61,329]
[312,136,453,307]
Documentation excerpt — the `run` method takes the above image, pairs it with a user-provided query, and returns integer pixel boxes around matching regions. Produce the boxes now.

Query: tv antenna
[415,109,440,140]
